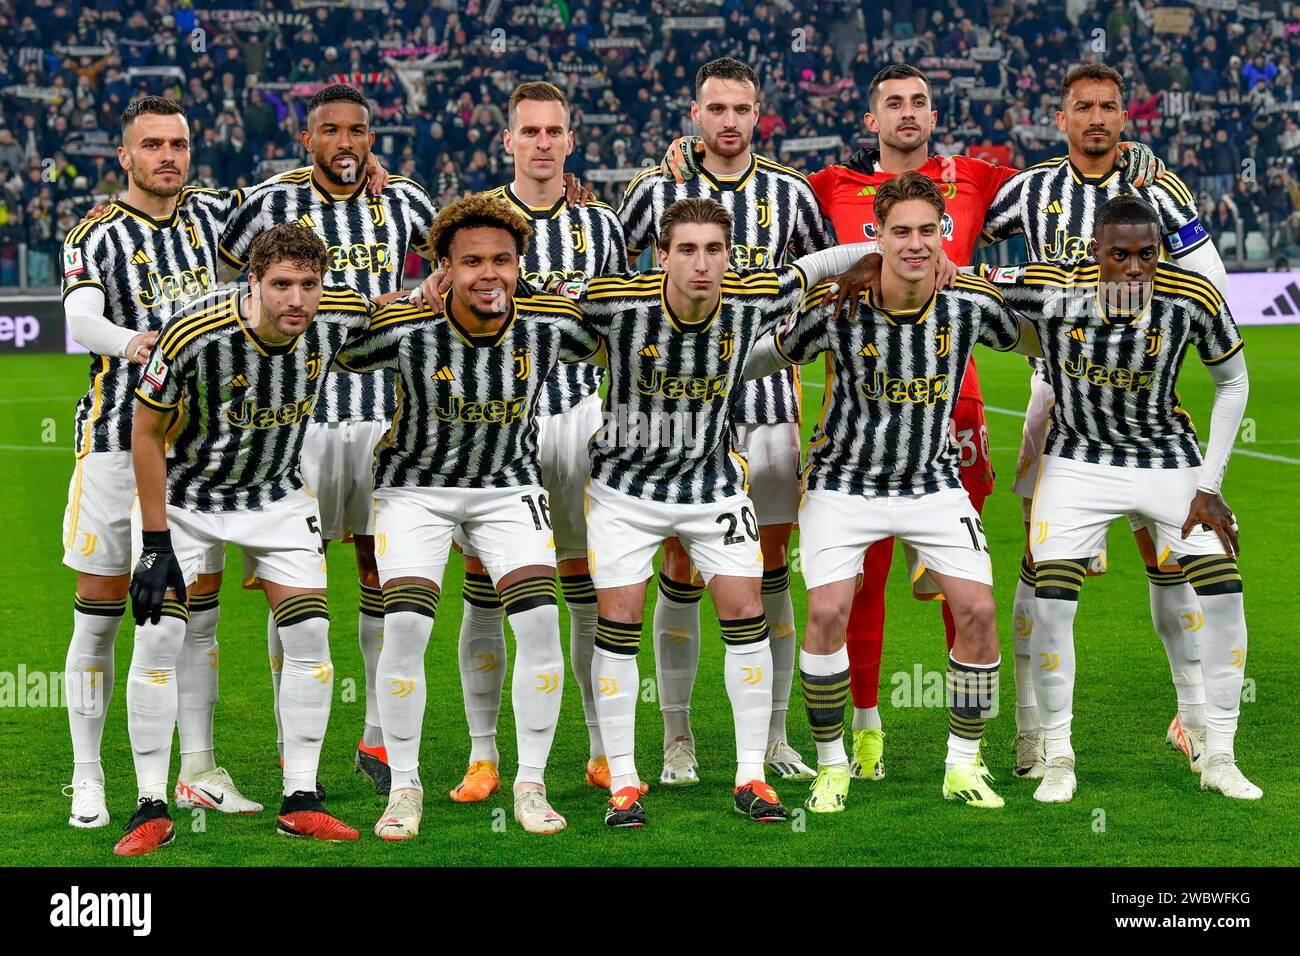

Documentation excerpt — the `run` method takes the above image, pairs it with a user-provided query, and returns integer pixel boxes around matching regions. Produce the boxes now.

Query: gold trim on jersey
[867,286,937,326]
[62,278,107,300]
[1153,171,1195,207]
[1202,339,1244,366]
[66,207,125,246]
[660,274,722,333]
[699,155,758,193]
[78,356,109,458]
[586,274,664,299]
[1094,287,1153,325]
[233,293,302,356]
[754,153,813,187]
[111,199,180,231]
[134,388,180,412]
[309,170,368,206]
[1067,159,1119,189]
[442,290,519,347]
[951,273,1005,303]
[158,294,241,357]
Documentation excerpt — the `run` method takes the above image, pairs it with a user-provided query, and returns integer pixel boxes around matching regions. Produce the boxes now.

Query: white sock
[501,578,564,788]
[560,575,602,760]
[594,618,642,791]
[1012,561,1040,734]
[761,566,796,745]
[1031,563,1083,763]
[275,597,333,796]
[800,645,850,768]
[652,573,703,749]
[379,585,439,792]
[722,630,773,786]
[852,707,882,731]
[177,593,219,780]
[267,609,284,763]
[358,584,385,749]
[66,596,124,785]
[1178,561,1248,762]
[457,582,506,766]
[945,733,981,767]
[126,603,188,802]
[1147,570,1207,729]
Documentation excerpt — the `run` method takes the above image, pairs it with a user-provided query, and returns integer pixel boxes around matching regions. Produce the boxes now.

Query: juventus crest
[719,332,735,362]
[569,223,587,254]
[305,352,322,381]
[513,345,532,380]
[367,195,386,227]
[934,324,951,358]
[1144,326,1162,356]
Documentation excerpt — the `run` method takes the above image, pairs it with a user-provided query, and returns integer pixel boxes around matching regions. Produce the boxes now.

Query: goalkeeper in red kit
[662,62,1164,782]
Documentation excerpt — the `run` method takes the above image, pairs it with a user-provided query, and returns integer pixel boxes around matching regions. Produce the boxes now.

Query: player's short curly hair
[873,170,946,225]
[307,83,371,122]
[120,95,186,134]
[1061,64,1125,106]
[868,64,931,109]
[1096,194,1160,231]
[428,193,532,262]
[657,197,734,251]
[247,223,329,278]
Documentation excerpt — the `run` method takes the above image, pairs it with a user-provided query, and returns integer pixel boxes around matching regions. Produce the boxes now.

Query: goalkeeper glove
[662,136,704,185]
[130,530,188,626]
[1117,141,1166,188]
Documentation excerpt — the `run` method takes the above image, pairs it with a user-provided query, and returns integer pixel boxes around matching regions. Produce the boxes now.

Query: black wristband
[141,530,173,551]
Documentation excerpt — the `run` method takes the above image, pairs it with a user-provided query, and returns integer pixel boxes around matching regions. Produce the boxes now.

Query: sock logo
[1180,611,1204,632]
[663,626,690,645]
[534,671,560,693]
[597,676,619,697]
[268,655,283,673]
[145,670,168,685]
[389,678,414,698]
[473,653,498,672]
[1038,652,1060,671]
[311,663,332,683]
[1229,648,1246,668]
[741,666,763,685]
[1013,613,1034,637]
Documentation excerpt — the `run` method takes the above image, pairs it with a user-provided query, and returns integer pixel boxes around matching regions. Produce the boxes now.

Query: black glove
[129,530,187,626]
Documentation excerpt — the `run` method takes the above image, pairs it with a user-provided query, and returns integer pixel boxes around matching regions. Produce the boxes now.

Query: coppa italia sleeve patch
[64,248,85,278]
[143,355,169,389]
[1165,218,1209,256]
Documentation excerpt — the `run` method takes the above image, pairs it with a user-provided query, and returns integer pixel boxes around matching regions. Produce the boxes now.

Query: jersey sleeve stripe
[1202,339,1244,366]
[134,388,180,411]
[62,278,106,299]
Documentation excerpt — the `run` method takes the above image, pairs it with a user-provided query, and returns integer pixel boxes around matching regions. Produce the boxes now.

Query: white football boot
[1033,756,1077,803]
[174,767,263,813]
[659,739,700,787]
[513,788,567,834]
[65,780,109,829]
[375,787,424,840]
[1200,755,1262,800]
[765,740,816,781]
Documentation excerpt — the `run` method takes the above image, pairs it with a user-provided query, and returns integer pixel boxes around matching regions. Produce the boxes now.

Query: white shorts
[538,393,601,561]
[584,479,764,589]
[62,452,137,576]
[133,488,327,589]
[1029,455,1227,564]
[798,487,993,591]
[1013,371,1053,511]
[735,422,801,526]
[373,484,556,586]
[299,420,387,540]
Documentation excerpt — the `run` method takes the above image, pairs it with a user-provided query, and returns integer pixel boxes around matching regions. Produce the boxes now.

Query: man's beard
[706,130,749,158]
[135,168,185,198]
[881,127,928,153]
[1079,130,1117,157]
[318,152,364,187]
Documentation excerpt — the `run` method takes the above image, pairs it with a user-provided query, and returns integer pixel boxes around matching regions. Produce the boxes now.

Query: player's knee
[595,617,642,656]
[1033,558,1090,601]
[272,595,330,661]
[806,597,849,649]
[1178,554,1243,596]
[135,600,189,661]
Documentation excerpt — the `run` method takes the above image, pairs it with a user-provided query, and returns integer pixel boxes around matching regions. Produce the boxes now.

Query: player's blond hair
[508,81,569,128]
[428,193,532,262]
[657,198,734,251]
[247,223,328,278]
[873,170,946,225]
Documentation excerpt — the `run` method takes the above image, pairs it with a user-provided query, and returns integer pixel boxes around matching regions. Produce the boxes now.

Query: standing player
[564,198,871,826]
[117,225,372,855]
[59,96,256,829]
[431,82,628,801]
[620,57,835,787]
[334,194,604,838]
[746,172,1041,812]
[982,64,1230,778]
[983,195,1256,802]
[218,84,438,796]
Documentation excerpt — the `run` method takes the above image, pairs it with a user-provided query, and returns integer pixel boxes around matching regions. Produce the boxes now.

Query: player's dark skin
[1091,221,1240,558]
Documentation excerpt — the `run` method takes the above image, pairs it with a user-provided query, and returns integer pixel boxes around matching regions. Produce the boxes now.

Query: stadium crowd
[2,0,1299,286]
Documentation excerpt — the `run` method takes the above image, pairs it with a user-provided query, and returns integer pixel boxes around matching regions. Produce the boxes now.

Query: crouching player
[117,224,371,855]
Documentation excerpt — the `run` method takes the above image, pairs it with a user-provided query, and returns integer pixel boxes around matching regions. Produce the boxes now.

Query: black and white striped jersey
[133,288,371,512]
[618,154,834,425]
[577,266,807,504]
[334,291,600,491]
[61,187,240,456]
[983,260,1243,468]
[779,275,1022,497]
[485,183,627,416]
[982,157,1207,263]
[219,167,437,423]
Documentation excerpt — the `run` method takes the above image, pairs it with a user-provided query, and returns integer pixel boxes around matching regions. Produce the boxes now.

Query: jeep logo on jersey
[513,345,532,380]
[756,197,771,229]
[367,195,386,227]
[305,352,322,381]
[861,372,949,405]
[1145,327,1163,356]
[719,332,735,362]
[226,397,315,429]
[434,395,527,424]
[1063,354,1154,391]
[861,214,954,241]
[729,244,773,270]
[135,266,214,308]
[934,324,951,358]
[635,369,728,402]
[1044,228,1090,262]
[329,243,392,273]
[569,223,587,254]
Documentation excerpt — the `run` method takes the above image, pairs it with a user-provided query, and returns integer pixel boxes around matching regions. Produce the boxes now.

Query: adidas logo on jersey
[226,374,250,389]
[130,249,152,266]
[431,366,455,382]
[1067,327,1088,343]
[1044,200,1063,215]
[857,343,880,358]
[637,344,660,359]
[296,214,315,229]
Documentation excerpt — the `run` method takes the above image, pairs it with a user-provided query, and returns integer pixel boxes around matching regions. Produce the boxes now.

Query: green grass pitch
[1,327,1296,867]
